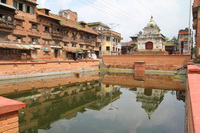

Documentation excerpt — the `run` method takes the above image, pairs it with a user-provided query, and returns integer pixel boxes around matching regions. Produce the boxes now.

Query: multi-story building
[88,22,122,56]
[0,0,99,61]
[193,0,200,60]
[177,28,192,55]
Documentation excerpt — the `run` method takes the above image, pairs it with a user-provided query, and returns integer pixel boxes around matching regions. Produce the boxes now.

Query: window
[96,43,100,47]
[184,35,188,39]
[106,37,110,41]
[14,1,34,14]
[55,41,60,45]
[26,5,30,13]
[7,16,12,21]
[26,5,34,14]
[106,46,110,51]
[45,40,49,45]
[18,2,23,11]
[43,51,50,55]
[44,26,49,32]
[0,14,6,21]
[64,42,69,46]
[15,19,23,27]
[31,23,37,29]
[0,0,6,3]
[72,42,76,47]
[31,38,37,44]
[17,36,22,43]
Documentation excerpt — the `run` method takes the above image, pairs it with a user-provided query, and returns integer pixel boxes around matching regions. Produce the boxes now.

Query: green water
[2,72,186,133]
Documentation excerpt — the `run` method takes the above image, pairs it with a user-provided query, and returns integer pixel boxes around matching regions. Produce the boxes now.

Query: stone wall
[103,55,190,70]
[0,60,99,78]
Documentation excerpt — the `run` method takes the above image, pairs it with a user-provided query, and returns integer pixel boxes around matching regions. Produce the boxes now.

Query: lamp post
[188,0,192,59]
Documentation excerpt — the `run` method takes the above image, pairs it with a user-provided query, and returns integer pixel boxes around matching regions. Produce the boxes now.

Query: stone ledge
[188,65,200,73]
[188,74,200,133]
[0,97,26,115]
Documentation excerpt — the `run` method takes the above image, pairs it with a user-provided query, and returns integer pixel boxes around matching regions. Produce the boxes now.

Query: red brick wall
[0,60,99,77]
[0,111,19,133]
[103,73,185,90]
[103,55,190,70]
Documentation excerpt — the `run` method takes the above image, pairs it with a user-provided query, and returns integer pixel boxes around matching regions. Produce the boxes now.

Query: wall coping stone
[0,96,26,115]
[0,60,99,65]
[103,55,190,57]
[188,65,200,73]
[188,74,200,133]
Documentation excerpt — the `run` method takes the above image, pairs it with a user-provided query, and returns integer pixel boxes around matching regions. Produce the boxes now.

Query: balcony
[51,32,63,38]
[84,39,95,43]
[0,19,14,30]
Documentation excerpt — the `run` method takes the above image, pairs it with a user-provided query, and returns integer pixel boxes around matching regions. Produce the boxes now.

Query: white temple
[137,16,165,51]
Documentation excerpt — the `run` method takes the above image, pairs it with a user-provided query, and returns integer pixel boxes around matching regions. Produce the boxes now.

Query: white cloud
[37,0,191,41]
[37,0,46,8]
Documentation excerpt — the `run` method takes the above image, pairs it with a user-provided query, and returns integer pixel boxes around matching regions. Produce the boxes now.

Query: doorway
[54,49,59,58]
[145,42,153,50]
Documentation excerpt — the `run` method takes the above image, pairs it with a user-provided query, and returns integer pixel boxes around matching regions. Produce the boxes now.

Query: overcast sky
[37,0,192,42]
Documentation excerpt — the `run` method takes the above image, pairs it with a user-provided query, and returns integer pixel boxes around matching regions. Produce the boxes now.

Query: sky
[37,0,192,42]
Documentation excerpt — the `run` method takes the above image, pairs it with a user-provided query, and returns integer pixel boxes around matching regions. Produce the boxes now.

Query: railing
[51,32,63,38]
[0,19,14,29]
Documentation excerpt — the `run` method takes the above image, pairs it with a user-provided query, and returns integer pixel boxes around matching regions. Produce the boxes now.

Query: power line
[77,0,145,28]
[81,0,145,26]
[97,0,147,25]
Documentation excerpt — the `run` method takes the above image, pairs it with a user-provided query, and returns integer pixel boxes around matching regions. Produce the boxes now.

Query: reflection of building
[176,91,185,102]
[88,84,121,110]
[134,88,165,119]
[3,80,121,132]
[8,80,101,132]
[137,16,165,52]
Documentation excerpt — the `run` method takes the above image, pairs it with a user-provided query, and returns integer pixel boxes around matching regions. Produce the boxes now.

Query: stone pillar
[0,96,26,133]
[134,61,145,81]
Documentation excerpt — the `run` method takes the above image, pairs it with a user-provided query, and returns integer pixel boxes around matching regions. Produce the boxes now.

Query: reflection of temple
[3,79,121,132]
[133,88,165,119]
[176,91,185,102]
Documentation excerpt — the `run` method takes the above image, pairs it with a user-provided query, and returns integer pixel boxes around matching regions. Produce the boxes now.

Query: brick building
[178,28,192,55]
[0,0,99,61]
[193,0,200,60]
[88,22,122,56]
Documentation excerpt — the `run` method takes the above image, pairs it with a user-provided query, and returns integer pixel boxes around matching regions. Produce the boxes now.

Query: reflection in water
[1,72,186,133]
[131,88,165,119]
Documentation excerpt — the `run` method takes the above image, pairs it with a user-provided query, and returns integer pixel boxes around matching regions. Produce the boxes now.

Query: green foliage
[74,21,83,28]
